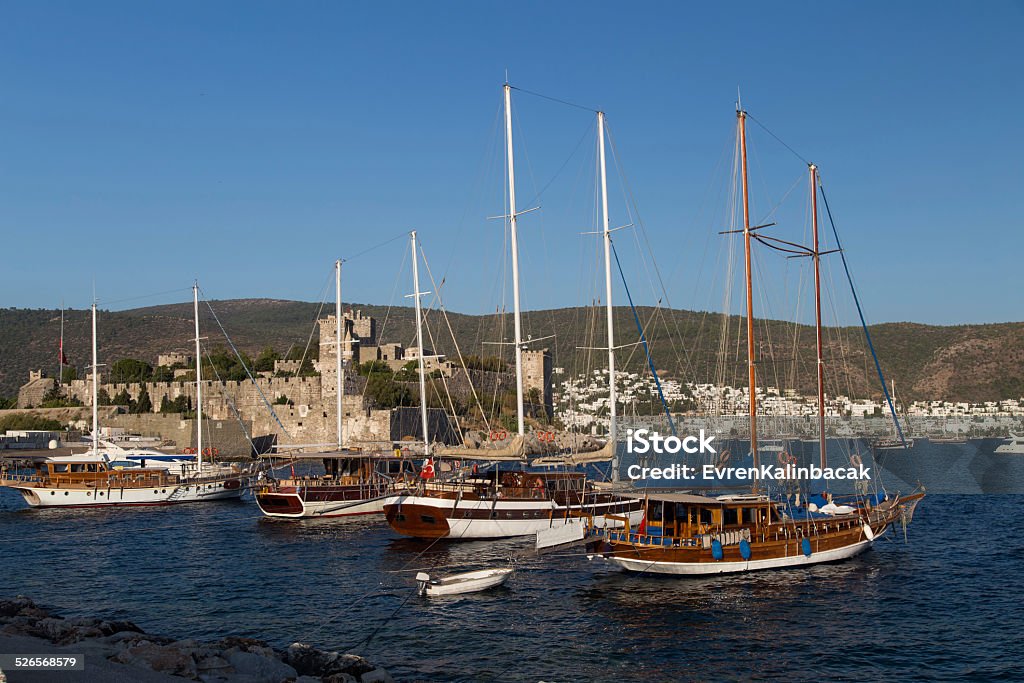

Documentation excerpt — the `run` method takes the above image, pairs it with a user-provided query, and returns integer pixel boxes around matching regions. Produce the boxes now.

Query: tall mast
[811,163,827,469]
[738,109,759,478]
[193,283,203,471]
[91,302,98,454]
[598,111,618,481]
[504,82,525,437]
[410,231,431,456]
[335,259,344,449]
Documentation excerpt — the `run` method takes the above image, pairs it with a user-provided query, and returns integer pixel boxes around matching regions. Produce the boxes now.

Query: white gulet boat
[383,86,642,540]
[0,286,254,508]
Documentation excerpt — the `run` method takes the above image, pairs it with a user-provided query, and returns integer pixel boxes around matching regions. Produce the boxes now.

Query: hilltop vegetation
[1,300,1022,404]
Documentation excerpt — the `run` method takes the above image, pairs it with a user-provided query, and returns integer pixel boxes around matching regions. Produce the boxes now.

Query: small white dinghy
[416,568,513,597]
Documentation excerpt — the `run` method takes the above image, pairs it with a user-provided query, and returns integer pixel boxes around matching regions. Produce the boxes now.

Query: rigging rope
[610,241,676,436]
[817,183,906,446]
[199,291,291,440]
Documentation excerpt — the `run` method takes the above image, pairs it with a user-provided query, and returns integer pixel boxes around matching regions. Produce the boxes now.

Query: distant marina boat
[994,432,1024,454]
[0,285,254,507]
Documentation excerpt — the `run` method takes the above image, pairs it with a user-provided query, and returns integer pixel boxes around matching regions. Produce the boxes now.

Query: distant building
[16,370,56,408]
[157,352,191,367]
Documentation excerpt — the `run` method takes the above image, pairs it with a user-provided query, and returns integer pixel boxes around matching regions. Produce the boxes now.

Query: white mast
[411,231,431,456]
[598,111,618,481]
[193,283,203,471]
[335,259,344,450]
[503,82,525,437]
[91,301,98,454]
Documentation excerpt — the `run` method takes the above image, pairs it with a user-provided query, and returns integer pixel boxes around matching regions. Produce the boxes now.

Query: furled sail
[435,435,527,462]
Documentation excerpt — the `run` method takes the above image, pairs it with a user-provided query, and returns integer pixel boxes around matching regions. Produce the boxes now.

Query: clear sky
[2,1,1021,325]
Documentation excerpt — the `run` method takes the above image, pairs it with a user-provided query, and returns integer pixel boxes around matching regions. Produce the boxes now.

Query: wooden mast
[811,164,827,469]
[738,108,759,481]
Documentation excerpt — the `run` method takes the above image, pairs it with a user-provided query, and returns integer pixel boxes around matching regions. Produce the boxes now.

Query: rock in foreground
[0,597,393,683]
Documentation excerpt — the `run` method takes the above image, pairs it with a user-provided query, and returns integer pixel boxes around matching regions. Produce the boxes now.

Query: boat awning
[622,492,725,505]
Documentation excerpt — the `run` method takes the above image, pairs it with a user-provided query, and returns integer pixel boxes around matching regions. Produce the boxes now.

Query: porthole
[64,492,69,496]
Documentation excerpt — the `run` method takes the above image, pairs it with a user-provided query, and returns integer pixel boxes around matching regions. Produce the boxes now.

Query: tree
[461,355,507,373]
[96,389,112,406]
[254,347,281,373]
[132,387,152,414]
[112,389,132,406]
[0,397,16,410]
[61,366,78,383]
[110,359,153,383]
[272,395,292,406]
[357,360,393,376]
[152,365,175,382]
[365,373,413,409]
[394,360,420,382]
[39,385,83,408]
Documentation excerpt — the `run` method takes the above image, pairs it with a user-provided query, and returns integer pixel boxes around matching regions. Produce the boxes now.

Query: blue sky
[1,1,1021,325]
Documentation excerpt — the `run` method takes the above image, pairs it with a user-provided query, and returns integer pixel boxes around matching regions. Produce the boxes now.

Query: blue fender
[739,539,751,560]
[801,537,812,557]
[711,539,724,560]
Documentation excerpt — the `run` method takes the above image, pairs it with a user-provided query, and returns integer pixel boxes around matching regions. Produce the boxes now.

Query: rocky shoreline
[0,596,393,683]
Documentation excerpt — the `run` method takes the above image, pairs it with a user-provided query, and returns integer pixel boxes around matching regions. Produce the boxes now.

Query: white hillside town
[554,367,1024,437]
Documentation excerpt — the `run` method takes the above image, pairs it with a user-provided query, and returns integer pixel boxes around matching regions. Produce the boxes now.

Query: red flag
[420,457,435,480]
[60,350,69,365]
[636,511,647,536]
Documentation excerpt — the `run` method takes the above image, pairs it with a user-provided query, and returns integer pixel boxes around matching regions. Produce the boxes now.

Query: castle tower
[522,348,553,419]
[318,314,358,403]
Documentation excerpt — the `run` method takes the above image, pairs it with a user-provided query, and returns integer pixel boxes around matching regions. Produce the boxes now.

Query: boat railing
[0,472,44,484]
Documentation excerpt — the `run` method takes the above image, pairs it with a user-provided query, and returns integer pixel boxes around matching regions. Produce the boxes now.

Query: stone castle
[17,310,552,453]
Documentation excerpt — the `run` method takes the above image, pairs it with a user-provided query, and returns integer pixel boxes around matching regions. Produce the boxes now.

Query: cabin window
[649,503,664,523]
[724,508,739,526]
[70,464,85,472]
[52,464,69,473]
[420,515,436,525]
[699,508,713,525]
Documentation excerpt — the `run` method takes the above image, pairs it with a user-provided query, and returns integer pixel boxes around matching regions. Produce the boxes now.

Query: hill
[2,300,1022,403]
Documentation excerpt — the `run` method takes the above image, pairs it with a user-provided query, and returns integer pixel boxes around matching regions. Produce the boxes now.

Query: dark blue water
[2,457,1023,681]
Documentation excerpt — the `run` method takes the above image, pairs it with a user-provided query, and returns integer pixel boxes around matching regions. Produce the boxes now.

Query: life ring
[778,450,797,466]
[717,449,731,467]
[851,453,863,468]
[201,447,220,458]
[184,447,197,455]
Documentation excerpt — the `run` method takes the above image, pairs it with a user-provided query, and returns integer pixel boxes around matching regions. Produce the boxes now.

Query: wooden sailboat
[383,91,642,539]
[585,107,924,574]
[255,259,415,518]
[0,287,252,507]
